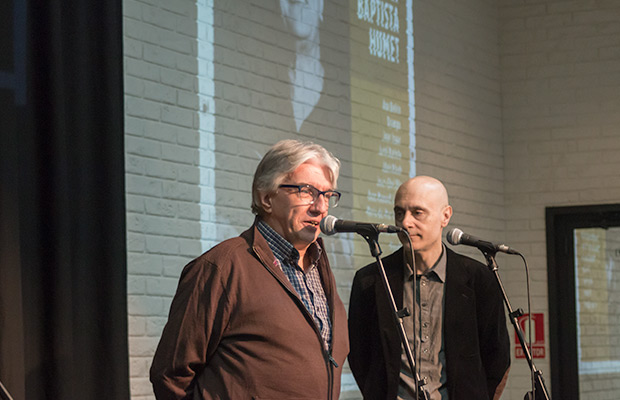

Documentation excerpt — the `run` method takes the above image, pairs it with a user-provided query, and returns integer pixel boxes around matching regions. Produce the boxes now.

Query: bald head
[395,176,450,210]
[393,176,452,266]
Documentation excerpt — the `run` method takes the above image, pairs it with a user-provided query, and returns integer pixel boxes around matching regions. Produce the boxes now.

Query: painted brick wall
[124,0,356,398]
[500,0,620,398]
[414,0,504,245]
[123,0,503,398]
[412,0,514,397]
[124,0,620,399]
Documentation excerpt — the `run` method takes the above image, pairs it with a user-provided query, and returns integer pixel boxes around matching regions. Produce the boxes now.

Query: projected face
[280,0,324,40]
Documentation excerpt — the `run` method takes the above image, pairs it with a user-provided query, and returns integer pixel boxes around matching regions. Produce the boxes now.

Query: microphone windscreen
[445,228,463,245]
[320,215,338,235]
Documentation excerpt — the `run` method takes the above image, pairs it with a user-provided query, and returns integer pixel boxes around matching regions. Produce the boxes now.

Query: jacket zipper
[326,351,336,400]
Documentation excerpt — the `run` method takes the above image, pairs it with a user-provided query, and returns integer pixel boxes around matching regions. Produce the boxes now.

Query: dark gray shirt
[398,245,448,400]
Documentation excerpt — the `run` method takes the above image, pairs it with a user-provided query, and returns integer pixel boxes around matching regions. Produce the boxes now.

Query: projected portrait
[279,0,324,133]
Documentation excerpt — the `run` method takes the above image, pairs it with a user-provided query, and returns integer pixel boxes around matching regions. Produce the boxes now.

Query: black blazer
[348,246,510,400]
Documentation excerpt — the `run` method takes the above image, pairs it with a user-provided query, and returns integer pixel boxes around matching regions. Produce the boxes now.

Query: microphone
[446,228,520,255]
[320,215,404,236]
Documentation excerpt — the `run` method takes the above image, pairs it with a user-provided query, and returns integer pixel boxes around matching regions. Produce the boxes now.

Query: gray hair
[251,139,340,216]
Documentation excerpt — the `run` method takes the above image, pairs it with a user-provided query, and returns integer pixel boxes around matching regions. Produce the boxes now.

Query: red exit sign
[515,313,545,359]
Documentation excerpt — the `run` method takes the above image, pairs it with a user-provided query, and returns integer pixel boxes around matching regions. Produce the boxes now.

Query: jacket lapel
[242,222,301,296]
[443,248,474,333]
[244,221,334,334]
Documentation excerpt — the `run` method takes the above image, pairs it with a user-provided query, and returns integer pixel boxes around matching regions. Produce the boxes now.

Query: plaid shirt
[257,220,332,350]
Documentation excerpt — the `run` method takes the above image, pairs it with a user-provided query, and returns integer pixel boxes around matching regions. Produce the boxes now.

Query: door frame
[546,204,620,399]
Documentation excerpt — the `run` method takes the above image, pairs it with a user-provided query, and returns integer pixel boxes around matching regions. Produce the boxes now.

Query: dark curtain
[1,0,128,398]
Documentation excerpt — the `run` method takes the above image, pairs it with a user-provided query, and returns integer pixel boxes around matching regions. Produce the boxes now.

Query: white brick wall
[413,0,504,239]
[124,0,620,399]
[124,0,211,398]
[125,0,359,398]
[500,0,620,398]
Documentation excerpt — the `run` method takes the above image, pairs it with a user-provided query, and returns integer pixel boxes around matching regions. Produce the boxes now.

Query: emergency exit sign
[515,313,545,359]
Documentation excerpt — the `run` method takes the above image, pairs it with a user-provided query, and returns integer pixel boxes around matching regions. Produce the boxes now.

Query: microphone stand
[0,380,14,400]
[357,227,430,400]
[480,250,551,400]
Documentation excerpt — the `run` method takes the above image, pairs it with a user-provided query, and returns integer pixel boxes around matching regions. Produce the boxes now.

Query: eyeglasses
[278,184,341,208]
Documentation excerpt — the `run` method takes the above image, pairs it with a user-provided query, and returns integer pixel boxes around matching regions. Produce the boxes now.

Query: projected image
[127,1,415,398]
[211,0,353,234]
[349,0,414,255]
[207,0,413,256]
[279,0,325,132]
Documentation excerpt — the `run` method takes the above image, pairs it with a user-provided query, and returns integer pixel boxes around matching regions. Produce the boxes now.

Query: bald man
[348,176,510,400]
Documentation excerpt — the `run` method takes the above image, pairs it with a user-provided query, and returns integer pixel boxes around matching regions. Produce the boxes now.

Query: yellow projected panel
[350,0,411,257]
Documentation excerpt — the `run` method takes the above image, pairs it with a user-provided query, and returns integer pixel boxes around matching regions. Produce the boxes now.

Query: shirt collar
[257,219,322,266]
[403,244,447,282]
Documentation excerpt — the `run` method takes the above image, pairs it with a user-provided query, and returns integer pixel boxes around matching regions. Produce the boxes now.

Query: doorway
[546,205,620,399]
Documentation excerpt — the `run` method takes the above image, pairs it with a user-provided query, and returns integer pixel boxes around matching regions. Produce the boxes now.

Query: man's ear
[259,191,273,214]
[441,205,453,227]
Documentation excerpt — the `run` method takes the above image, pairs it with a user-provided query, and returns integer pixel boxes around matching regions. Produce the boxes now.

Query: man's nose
[400,211,415,227]
[311,195,330,213]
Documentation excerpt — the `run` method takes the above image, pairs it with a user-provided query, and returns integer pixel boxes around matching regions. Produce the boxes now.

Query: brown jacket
[150,221,349,399]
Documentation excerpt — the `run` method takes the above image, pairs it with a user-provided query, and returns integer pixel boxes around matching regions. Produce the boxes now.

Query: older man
[151,139,349,399]
[348,176,510,400]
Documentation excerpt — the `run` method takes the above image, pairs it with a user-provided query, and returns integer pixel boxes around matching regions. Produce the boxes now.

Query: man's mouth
[306,220,319,227]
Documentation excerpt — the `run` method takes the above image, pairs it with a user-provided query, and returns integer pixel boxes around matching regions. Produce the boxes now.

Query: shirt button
[423,348,429,354]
